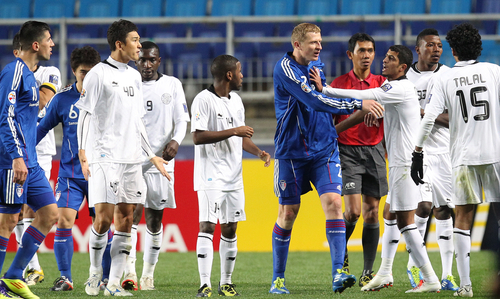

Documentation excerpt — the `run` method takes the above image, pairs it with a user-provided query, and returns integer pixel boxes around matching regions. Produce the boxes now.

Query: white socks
[89,226,107,274]
[108,231,132,287]
[197,233,213,287]
[435,218,454,279]
[142,225,163,278]
[454,228,471,287]
[124,225,138,277]
[379,219,399,275]
[219,236,237,285]
[401,224,439,283]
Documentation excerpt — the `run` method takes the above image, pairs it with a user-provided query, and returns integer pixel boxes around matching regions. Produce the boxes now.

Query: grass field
[4,250,497,298]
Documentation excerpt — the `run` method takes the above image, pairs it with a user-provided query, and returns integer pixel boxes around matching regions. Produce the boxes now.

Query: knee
[363,206,379,223]
[199,222,215,235]
[94,217,112,234]
[280,209,298,223]
[434,207,451,220]
[146,221,162,233]
[46,206,59,226]
[344,207,360,223]
[416,202,432,218]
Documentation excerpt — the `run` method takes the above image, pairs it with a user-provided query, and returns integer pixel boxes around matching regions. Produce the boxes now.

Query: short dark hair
[446,23,482,61]
[18,21,50,51]
[70,46,101,71]
[348,33,375,52]
[211,55,239,80]
[389,45,413,74]
[416,28,439,46]
[107,19,138,51]
[12,33,21,51]
[140,41,160,53]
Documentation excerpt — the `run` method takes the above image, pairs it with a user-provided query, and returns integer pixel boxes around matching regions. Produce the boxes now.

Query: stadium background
[0,0,499,253]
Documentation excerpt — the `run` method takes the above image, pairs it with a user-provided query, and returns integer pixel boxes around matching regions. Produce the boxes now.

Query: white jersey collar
[454,60,478,67]
[106,56,129,70]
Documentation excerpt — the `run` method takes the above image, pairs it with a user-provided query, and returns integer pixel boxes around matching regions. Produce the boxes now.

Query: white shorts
[88,162,144,207]
[388,166,429,212]
[424,153,454,208]
[452,162,500,205]
[142,171,176,210]
[38,154,52,180]
[197,189,246,224]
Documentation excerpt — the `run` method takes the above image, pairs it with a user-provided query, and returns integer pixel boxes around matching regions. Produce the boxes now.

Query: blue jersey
[273,53,362,159]
[0,58,40,169]
[37,82,83,179]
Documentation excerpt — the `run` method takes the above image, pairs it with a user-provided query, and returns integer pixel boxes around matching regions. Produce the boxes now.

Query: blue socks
[326,219,346,276]
[0,235,9,273]
[272,223,292,281]
[54,228,73,281]
[102,229,113,280]
[5,226,45,279]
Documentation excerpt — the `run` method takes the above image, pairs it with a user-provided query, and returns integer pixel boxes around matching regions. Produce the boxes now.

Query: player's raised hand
[163,140,179,161]
[150,156,172,181]
[78,150,91,181]
[12,158,28,185]
[309,66,323,92]
[411,151,425,185]
[234,126,254,138]
[361,100,384,118]
[258,150,271,167]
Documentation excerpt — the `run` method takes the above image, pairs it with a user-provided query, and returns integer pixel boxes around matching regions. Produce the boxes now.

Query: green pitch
[6,250,497,298]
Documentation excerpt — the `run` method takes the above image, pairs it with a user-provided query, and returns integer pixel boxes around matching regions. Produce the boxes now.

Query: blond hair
[291,23,321,46]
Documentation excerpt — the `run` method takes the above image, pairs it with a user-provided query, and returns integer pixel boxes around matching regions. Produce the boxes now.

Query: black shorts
[339,142,388,198]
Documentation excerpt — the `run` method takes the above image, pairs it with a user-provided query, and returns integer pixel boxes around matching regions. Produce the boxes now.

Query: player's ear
[293,40,301,50]
[346,50,353,60]
[32,41,39,52]
[226,70,232,81]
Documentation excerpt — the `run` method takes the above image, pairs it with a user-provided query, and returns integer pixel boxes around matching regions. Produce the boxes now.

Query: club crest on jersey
[8,91,16,104]
[161,93,172,105]
[55,191,61,201]
[16,185,23,197]
[301,82,311,93]
[279,180,287,191]
[49,75,59,85]
[381,83,392,92]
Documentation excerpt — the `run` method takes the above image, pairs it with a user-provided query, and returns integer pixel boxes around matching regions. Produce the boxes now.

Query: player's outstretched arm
[193,126,254,145]
[361,100,384,119]
[242,137,270,167]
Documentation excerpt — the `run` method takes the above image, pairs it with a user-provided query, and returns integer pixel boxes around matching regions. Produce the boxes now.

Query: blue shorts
[274,144,342,205]
[55,177,88,211]
[0,165,55,214]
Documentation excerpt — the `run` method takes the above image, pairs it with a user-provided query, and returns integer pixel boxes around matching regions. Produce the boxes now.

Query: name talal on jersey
[454,74,486,87]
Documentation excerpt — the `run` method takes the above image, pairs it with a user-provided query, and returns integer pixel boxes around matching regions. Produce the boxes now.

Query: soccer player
[76,19,169,297]
[315,45,441,293]
[121,41,190,291]
[0,20,59,299]
[191,54,271,297]
[36,46,101,291]
[329,33,387,286]
[270,23,384,295]
[411,22,500,297]
[406,28,458,291]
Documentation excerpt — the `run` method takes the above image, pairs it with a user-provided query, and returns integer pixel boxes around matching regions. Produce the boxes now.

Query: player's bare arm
[78,149,90,181]
[38,87,55,110]
[12,157,28,185]
[193,126,254,145]
[242,137,271,167]
[335,110,365,134]
[162,140,179,161]
[361,100,384,118]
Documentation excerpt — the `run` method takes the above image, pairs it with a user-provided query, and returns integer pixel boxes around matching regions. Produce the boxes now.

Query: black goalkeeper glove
[410,151,424,185]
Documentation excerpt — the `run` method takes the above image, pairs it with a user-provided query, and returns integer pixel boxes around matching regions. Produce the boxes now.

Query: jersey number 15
[456,86,489,123]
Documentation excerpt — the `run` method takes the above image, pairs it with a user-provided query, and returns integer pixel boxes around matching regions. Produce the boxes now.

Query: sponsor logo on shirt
[381,83,392,92]
[8,91,16,104]
[300,82,311,93]
[49,74,59,85]
[279,180,287,191]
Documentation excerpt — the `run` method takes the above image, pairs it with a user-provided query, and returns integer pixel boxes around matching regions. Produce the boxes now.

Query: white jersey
[416,60,500,167]
[323,78,421,167]
[142,73,190,173]
[407,63,450,154]
[76,56,145,164]
[191,86,245,191]
[35,65,61,157]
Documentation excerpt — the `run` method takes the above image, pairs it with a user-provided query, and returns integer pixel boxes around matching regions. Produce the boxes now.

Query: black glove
[410,151,425,185]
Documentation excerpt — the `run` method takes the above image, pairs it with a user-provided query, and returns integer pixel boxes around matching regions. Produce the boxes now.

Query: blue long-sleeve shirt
[37,82,83,179]
[273,53,362,159]
[0,58,40,169]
